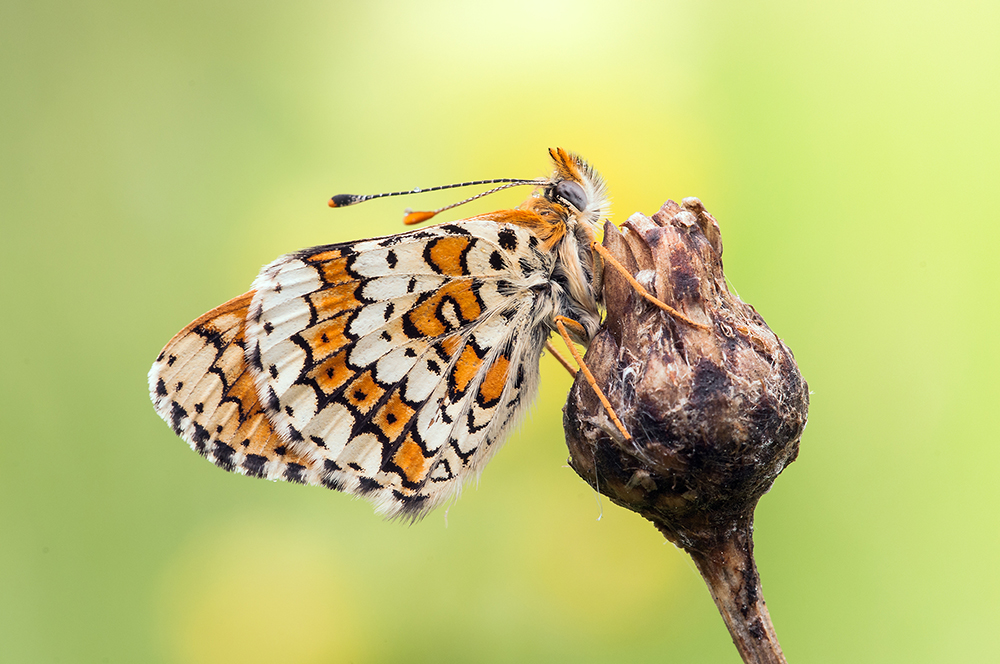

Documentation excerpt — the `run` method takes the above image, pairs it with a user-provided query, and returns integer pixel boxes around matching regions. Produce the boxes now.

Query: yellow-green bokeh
[2,1,998,662]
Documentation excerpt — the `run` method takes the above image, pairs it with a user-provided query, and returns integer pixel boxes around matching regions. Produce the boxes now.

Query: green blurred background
[2,0,998,662]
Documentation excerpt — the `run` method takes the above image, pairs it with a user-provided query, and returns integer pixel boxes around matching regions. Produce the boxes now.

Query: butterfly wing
[151,219,556,519]
[242,220,556,518]
[243,219,556,519]
[148,293,325,486]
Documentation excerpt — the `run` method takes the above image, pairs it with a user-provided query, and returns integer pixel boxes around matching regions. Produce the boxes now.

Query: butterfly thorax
[539,219,602,345]
[521,149,611,346]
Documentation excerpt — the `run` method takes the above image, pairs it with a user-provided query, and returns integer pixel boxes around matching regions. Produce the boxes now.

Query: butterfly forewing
[148,293,325,486]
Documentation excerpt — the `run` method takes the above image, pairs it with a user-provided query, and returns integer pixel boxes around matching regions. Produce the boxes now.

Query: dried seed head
[564,198,809,552]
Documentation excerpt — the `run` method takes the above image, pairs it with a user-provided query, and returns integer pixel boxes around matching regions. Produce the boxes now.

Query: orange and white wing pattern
[149,148,611,520]
[242,220,562,518]
[149,293,325,486]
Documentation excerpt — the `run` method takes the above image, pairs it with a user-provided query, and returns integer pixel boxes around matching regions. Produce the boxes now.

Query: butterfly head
[541,147,611,229]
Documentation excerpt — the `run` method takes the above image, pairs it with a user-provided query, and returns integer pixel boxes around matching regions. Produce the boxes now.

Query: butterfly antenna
[401,180,548,225]
[328,177,546,224]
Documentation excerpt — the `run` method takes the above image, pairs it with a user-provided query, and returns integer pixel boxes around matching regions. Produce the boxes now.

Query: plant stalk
[670,520,786,664]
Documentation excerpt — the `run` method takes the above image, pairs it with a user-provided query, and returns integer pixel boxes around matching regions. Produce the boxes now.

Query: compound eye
[555,180,588,212]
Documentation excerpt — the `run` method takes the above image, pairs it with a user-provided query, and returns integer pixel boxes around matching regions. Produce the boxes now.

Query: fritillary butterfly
[149,148,613,520]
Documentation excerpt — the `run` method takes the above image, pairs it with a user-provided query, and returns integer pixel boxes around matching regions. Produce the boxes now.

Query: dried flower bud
[563,198,809,663]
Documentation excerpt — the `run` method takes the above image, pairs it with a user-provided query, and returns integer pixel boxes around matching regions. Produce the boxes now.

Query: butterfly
[148,148,699,520]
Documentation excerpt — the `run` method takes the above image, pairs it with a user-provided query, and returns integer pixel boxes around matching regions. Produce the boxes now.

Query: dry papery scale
[563,198,809,664]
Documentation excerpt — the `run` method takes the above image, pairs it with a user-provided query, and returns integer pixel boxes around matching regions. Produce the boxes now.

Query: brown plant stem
[672,520,786,664]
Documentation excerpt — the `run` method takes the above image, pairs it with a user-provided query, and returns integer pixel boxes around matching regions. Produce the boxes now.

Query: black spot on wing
[322,474,347,491]
[243,454,268,478]
[264,386,280,413]
[191,422,211,451]
[246,342,263,373]
[169,401,187,435]
[396,494,429,518]
[214,443,236,471]
[284,463,306,483]
[441,224,471,236]
[248,301,263,324]
[498,227,518,250]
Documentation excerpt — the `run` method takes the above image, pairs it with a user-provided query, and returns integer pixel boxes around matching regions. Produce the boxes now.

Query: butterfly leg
[553,316,632,441]
[545,340,578,377]
[592,241,711,330]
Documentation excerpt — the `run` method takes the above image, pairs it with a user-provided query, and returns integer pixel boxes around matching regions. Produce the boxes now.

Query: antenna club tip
[404,210,437,225]
[329,194,355,208]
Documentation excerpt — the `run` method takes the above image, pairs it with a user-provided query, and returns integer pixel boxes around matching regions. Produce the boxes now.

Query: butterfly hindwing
[242,219,554,517]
